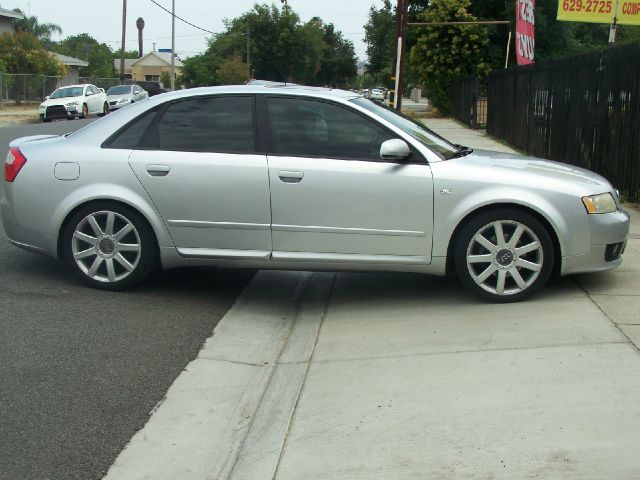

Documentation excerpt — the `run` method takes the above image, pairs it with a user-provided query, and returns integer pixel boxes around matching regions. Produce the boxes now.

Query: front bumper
[561,209,630,275]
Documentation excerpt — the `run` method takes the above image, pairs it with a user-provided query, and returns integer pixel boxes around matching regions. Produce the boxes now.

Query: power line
[147,0,215,34]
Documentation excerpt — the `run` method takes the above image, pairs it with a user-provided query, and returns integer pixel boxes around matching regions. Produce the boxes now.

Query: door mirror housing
[380,139,411,161]
[85,91,93,96]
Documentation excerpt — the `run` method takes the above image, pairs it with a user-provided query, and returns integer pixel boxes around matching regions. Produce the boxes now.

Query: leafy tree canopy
[0,31,65,76]
[409,0,491,113]
[11,9,62,49]
[52,33,115,78]
[181,3,356,87]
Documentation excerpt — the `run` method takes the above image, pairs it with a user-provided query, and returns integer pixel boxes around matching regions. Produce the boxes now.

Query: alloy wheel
[465,220,543,296]
[71,210,142,283]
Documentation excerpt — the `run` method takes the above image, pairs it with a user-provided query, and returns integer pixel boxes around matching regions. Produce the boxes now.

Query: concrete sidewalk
[104,121,640,480]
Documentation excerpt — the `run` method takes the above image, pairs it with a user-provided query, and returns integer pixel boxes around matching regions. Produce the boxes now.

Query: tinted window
[106,108,157,149]
[266,97,393,160]
[154,96,255,153]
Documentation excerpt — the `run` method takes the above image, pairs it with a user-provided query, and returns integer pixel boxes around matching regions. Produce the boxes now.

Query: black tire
[42,118,51,123]
[98,102,108,117]
[81,103,89,119]
[63,202,157,290]
[454,208,555,303]
[67,116,75,121]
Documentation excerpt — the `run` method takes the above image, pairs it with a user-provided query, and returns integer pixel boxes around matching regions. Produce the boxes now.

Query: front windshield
[351,97,459,159]
[107,85,132,95]
[50,87,84,99]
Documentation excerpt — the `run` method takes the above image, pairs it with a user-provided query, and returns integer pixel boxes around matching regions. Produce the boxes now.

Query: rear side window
[105,108,157,149]
[154,96,255,153]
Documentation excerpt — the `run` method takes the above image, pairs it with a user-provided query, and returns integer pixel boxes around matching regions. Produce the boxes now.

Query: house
[0,7,23,34]
[114,51,183,85]
[51,52,89,86]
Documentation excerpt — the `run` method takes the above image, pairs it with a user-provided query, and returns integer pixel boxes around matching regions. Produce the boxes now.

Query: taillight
[5,146,27,182]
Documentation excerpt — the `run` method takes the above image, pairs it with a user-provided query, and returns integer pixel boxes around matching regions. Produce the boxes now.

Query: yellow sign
[557,0,640,25]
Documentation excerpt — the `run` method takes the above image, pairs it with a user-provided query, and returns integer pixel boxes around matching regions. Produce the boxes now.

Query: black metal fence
[451,75,487,129]
[486,42,640,201]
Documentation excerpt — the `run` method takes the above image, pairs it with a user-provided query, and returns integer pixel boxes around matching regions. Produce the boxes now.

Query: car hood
[453,149,614,195]
[42,96,83,107]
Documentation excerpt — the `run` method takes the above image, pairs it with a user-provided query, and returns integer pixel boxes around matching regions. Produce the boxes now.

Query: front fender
[432,185,590,259]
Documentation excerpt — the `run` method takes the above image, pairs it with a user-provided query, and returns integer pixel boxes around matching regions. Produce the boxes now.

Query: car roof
[55,84,90,89]
[146,84,361,103]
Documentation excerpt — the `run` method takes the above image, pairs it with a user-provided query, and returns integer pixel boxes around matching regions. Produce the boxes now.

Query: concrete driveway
[103,205,640,480]
[102,120,640,480]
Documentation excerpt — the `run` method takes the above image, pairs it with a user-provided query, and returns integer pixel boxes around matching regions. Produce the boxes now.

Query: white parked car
[39,84,108,122]
[370,88,385,102]
[106,84,149,111]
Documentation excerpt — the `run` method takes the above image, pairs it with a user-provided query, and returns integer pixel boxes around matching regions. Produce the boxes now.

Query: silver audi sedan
[1,85,630,301]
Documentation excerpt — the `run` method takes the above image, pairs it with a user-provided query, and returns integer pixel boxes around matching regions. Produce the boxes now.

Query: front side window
[351,97,458,159]
[153,96,255,153]
[266,97,394,161]
[105,108,158,149]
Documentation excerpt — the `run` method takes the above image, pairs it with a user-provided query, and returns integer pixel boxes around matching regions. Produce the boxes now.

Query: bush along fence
[484,41,640,202]
[0,74,120,106]
[451,75,487,129]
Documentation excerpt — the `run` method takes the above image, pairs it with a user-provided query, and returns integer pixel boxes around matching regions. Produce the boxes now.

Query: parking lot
[2,119,639,480]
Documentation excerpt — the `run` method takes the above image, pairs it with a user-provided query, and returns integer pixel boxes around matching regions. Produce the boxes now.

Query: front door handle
[146,164,171,177]
[278,170,304,183]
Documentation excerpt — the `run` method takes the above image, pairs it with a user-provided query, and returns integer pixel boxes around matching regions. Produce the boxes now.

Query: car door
[127,94,272,259]
[85,85,101,114]
[264,95,434,264]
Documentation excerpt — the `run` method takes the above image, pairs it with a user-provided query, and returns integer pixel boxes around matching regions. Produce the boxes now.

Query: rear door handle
[146,164,171,176]
[278,170,304,183]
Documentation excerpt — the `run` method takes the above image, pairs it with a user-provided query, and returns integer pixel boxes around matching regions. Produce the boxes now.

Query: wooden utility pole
[246,27,251,74]
[119,0,127,84]
[390,0,409,111]
[170,0,175,90]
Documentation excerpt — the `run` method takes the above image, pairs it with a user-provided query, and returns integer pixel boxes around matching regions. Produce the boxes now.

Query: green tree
[409,0,491,114]
[0,31,65,104]
[315,21,358,87]
[363,0,394,83]
[178,53,222,87]
[209,4,327,83]
[53,33,115,77]
[11,9,62,47]
[217,53,250,85]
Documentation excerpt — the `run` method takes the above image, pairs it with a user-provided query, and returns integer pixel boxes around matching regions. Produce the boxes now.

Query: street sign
[516,0,535,65]
[557,0,640,25]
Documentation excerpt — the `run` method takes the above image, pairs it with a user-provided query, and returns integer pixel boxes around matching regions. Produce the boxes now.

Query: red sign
[516,0,535,65]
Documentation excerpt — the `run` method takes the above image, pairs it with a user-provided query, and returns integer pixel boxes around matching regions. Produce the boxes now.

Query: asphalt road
[0,119,254,480]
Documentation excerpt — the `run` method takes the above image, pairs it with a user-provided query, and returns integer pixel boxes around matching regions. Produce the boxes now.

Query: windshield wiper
[446,144,474,159]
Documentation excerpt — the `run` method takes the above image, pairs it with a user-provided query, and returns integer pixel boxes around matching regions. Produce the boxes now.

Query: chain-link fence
[0,74,120,107]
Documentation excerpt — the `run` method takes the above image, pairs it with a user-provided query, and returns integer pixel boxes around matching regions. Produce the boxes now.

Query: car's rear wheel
[63,203,157,290]
[81,103,89,118]
[98,102,108,117]
[454,208,554,302]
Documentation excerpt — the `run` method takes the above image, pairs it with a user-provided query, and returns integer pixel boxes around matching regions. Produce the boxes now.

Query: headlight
[39,104,45,109]
[582,193,617,214]
[66,101,79,106]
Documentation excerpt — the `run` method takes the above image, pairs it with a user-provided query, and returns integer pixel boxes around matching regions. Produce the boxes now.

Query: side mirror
[85,91,93,96]
[380,139,411,161]
[44,96,49,100]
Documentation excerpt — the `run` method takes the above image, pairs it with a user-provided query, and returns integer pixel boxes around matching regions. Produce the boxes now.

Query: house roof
[130,51,184,68]
[51,52,89,67]
[0,7,24,20]
[113,58,137,72]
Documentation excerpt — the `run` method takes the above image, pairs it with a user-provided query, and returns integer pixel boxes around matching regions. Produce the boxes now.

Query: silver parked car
[1,85,630,301]
[106,84,148,111]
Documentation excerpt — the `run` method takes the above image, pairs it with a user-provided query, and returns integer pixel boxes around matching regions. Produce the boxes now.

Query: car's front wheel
[63,203,157,290]
[454,208,554,302]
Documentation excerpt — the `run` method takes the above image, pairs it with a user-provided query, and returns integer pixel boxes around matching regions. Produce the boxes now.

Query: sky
[7,0,385,61]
